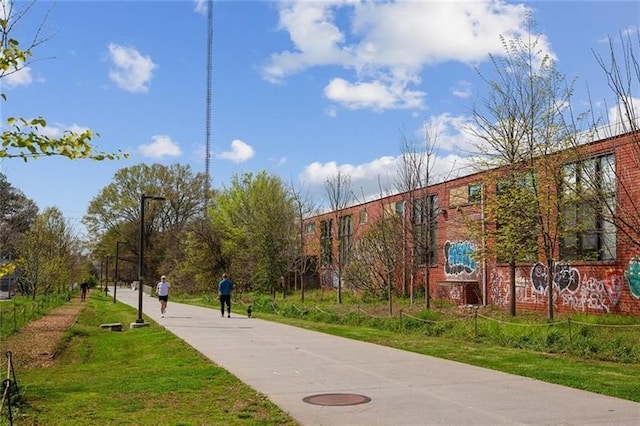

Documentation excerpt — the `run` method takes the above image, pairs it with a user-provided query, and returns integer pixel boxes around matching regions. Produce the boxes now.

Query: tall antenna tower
[204,0,213,206]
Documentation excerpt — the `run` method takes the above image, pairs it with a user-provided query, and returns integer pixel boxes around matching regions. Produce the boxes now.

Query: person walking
[156,275,171,318]
[80,282,89,302]
[218,273,233,318]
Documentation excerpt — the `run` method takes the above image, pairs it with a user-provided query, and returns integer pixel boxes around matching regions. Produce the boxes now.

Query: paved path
[115,288,640,425]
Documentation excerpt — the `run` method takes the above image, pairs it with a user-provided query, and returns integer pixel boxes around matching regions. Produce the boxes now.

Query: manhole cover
[302,393,371,406]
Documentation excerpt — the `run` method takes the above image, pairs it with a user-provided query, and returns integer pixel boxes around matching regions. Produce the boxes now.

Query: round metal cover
[302,393,371,406]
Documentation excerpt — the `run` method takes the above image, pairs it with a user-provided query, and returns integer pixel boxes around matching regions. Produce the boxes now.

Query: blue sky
[1,0,639,233]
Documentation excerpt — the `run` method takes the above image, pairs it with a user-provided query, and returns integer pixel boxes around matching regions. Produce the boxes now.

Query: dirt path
[0,298,84,369]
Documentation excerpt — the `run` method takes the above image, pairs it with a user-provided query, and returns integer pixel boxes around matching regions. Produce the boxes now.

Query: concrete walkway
[115,288,640,425]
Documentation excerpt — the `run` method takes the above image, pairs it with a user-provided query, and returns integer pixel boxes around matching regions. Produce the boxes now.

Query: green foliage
[210,172,298,293]
[84,163,210,290]
[17,207,79,297]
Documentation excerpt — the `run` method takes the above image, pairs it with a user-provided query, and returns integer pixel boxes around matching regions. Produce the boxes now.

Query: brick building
[303,130,640,315]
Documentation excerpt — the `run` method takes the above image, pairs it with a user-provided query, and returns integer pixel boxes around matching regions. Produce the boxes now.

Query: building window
[304,221,316,234]
[395,201,404,216]
[468,183,482,203]
[413,195,438,265]
[339,214,353,266]
[449,184,481,207]
[320,219,333,266]
[359,209,368,224]
[561,153,616,261]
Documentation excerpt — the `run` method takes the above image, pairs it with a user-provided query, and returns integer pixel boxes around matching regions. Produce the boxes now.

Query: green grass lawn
[8,295,298,426]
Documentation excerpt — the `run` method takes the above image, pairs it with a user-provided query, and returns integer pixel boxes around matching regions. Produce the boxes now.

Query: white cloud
[621,26,639,37]
[107,43,157,93]
[451,80,472,99]
[138,135,182,158]
[194,0,207,15]
[298,110,483,206]
[299,149,473,208]
[324,78,424,111]
[263,1,549,112]
[2,65,33,88]
[605,96,640,133]
[216,139,255,163]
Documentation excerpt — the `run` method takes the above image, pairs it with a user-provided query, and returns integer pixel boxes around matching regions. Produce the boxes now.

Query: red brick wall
[303,130,640,315]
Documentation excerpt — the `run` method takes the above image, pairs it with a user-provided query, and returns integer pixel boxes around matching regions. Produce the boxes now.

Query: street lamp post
[105,256,111,296]
[136,194,166,324]
[114,241,125,304]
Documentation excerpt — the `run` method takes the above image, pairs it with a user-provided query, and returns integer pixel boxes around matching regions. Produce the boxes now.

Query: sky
[1,0,639,234]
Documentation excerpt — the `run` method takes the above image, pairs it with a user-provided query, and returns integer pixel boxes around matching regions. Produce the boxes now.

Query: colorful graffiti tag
[606,269,624,306]
[530,262,580,294]
[530,263,548,294]
[531,262,617,312]
[624,256,640,299]
[444,240,476,276]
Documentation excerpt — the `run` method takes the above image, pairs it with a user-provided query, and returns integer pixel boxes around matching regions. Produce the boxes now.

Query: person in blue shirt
[218,273,234,318]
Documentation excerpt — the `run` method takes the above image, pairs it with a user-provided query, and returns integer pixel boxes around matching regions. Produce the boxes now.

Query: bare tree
[325,171,352,304]
[344,211,403,309]
[289,182,318,303]
[587,30,640,253]
[394,126,427,303]
[420,124,441,310]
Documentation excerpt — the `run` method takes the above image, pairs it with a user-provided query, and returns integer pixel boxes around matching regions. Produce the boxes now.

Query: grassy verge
[9,294,298,426]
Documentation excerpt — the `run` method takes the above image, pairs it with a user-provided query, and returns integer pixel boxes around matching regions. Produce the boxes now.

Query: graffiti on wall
[444,240,476,276]
[530,263,548,294]
[560,276,610,313]
[606,269,624,306]
[489,262,623,312]
[625,256,640,299]
[530,262,581,294]
[490,268,544,307]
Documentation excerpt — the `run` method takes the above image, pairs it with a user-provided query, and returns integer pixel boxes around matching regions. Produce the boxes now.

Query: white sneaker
[161,314,164,318]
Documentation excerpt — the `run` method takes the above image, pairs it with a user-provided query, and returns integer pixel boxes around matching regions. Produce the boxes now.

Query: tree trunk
[509,261,516,316]
[546,258,554,320]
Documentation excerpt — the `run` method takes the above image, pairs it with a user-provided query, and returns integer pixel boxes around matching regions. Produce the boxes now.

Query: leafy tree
[84,163,209,287]
[0,172,37,260]
[17,207,80,298]
[210,172,297,295]
[172,218,227,294]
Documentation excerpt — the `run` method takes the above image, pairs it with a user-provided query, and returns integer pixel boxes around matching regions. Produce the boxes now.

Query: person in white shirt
[156,275,171,318]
